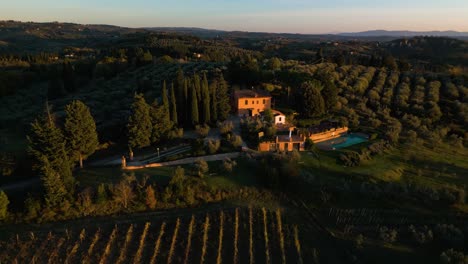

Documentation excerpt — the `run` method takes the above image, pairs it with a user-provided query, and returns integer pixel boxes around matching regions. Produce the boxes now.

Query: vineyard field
[0,208,307,264]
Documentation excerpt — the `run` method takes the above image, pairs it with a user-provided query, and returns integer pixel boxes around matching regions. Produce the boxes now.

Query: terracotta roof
[272,110,284,116]
[234,89,271,98]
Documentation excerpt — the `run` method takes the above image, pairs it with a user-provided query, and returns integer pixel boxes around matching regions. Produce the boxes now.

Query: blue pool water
[317,134,368,150]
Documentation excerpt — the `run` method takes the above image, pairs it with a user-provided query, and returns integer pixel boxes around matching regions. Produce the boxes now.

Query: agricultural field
[0,207,312,264]
[323,206,468,263]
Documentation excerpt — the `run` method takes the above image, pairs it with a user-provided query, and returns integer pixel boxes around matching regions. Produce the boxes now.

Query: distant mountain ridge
[338,30,468,37]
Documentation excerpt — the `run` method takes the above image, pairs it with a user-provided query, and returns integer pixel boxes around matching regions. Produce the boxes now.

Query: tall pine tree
[64,100,99,168]
[28,106,74,206]
[127,94,152,149]
[40,156,69,208]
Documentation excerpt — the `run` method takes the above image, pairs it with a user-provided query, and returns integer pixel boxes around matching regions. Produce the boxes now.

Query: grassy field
[301,142,468,189]
[75,166,176,187]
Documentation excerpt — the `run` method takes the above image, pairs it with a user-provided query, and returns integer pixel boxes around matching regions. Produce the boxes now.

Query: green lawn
[75,166,175,187]
[301,142,468,189]
[75,158,259,191]
[204,159,258,190]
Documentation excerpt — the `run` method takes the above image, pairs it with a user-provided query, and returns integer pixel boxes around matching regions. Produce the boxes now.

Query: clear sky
[2,0,468,33]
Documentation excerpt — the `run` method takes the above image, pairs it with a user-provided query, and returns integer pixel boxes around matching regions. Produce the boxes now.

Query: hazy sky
[2,0,468,33]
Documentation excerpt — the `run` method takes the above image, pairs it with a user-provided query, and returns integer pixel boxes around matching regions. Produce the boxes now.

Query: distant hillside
[144,27,227,38]
[0,20,146,53]
[339,30,468,38]
[385,36,468,67]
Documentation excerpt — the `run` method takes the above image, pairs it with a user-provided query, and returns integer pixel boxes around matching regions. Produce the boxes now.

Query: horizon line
[2,19,468,36]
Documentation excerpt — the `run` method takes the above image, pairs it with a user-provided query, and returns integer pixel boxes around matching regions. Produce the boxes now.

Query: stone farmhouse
[233,89,271,117]
[233,89,348,152]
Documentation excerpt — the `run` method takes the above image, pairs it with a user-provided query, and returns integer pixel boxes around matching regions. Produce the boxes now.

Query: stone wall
[309,127,348,143]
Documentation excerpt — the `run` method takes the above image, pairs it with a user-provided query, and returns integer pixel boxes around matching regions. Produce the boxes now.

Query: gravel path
[123,152,241,170]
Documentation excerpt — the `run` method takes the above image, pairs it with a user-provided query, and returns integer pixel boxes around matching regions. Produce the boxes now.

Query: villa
[233,89,272,117]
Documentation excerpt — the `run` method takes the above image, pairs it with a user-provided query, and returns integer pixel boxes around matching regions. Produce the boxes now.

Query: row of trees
[127,70,231,149]
[171,69,231,126]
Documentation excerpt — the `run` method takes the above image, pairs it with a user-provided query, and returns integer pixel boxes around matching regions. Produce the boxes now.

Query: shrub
[145,185,157,209]
[355,234,364,248]
[305,138,316,151]
[439,249,467,264]
[218,121,234,135]
[96,184,108,204]
[192,138,206,156]
[434,224,464,246]
[195,124,210,138]
[0,191,9,221]
[230,135,243,148]
[222,158,237,173]
[339,151,362,167]
[168,128,184,139]
[206,139,221,154]
[379,226,397,243]
[194,159,209,178]
[408,225,433,244]
[24,195,41,221]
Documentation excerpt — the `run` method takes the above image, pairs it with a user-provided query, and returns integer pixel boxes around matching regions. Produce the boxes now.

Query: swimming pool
[316,133,368,150]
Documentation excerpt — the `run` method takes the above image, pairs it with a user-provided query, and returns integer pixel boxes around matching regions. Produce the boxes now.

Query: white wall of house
[274,114,286,125]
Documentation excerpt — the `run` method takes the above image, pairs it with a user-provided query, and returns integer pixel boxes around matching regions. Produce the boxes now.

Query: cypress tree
[210,79,218,122]
[162,80,170,113]
[184,78,189,123]
[64,100,99,168]
[128,94,152,149]
[216,74,231,121]
[150,100,172,144]
[193,74,202,104]
[191,85,199,125]
[176,68,185,124]
[202,73,210,124]
[170,83,178,125]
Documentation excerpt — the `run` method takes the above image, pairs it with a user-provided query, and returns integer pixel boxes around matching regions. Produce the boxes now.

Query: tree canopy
[128,94,153,149]
[64,100,99,168]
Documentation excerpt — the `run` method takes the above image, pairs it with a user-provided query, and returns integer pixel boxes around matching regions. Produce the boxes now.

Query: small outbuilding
[272,110,286,125]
